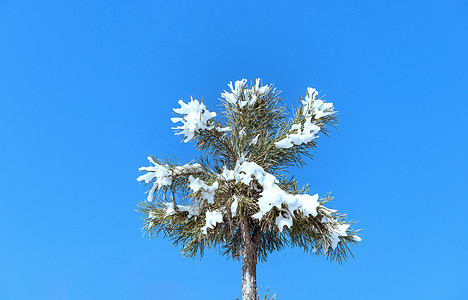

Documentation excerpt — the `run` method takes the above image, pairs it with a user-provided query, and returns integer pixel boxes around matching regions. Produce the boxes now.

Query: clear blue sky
[1,1,467,299]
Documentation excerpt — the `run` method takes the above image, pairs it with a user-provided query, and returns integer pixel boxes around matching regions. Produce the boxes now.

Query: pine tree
[137,79,361,300]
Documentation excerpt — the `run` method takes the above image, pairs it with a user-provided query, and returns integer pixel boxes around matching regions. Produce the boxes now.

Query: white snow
[220,165,236,181]
[163,202,176,216]
[322,223,350,253]
[162,201,199,218]
[275,211,293,232]
[142,156,353,251]
[301,87,335,119]
[250,134,260,145]
[137,158,172,201]
[274,87,335,149]
[176,204,199,218]
[173,163,203,173]
[216,126,231,132]
[171,97,217,142]
[201,210,224,233]
[274,118,321,149]
[251,78,270,96]
[230,195,239,217]
[234,160,277,187]
[295,194,321,217]
[253,185,320,232]
[221,78,270,108]
[137,159,171,185]
[239,127,246,138]
[220,159,320,232]
[273,138,291,149]
[221,79,246,104]
[188,175,219,204]
[137,157,202,202]
[146,184,158,203]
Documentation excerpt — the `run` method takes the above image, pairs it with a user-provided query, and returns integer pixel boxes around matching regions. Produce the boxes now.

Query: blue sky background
[1,1,467,299]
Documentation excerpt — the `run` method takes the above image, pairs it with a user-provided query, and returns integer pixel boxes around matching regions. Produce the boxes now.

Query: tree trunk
[240,218,258,300]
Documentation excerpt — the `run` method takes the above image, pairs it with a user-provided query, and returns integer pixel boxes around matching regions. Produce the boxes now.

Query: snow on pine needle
[171,97,217,142]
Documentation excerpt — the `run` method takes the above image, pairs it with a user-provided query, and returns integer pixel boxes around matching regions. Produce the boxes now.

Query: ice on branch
[171,97,217,142]
[221,78,271,108]
[201,210,224,234]
[137,157,203,202]
[188,176,219,204]
[220,159,321,232]
[274,118,321,149]
[301,87,335,119]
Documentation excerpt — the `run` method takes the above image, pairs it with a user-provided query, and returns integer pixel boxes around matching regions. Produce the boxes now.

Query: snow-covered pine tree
[137,79,361,300]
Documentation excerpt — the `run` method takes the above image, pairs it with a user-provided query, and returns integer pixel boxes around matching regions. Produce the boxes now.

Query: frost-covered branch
[275,88,335,149]
[171,97,217,142]
[137,156,205,202]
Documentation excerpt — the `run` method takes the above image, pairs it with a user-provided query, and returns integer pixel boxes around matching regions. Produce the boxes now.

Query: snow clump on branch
[164,202,199,218]
[188,175,219,204]
[302,87,335,119]
[171,97,217,142]
[275,87,335,149]
[221,160,320,232]
[274,118,321,149]
[221,78,271,108]
[137,156,202,202]
[201,210,223,234]
[319,223,350,253]
[218,158,357,250]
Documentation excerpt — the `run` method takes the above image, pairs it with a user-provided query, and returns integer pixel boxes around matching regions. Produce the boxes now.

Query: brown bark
[240,217,260,300]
